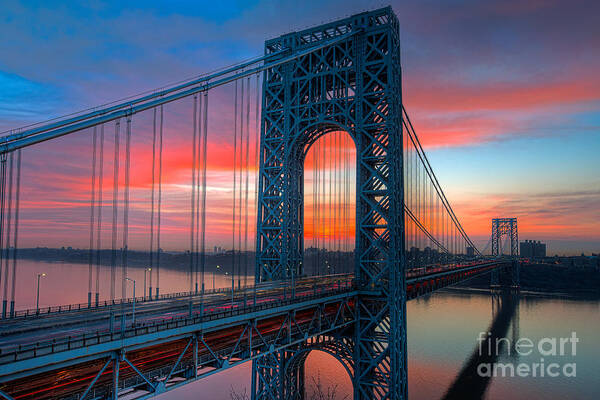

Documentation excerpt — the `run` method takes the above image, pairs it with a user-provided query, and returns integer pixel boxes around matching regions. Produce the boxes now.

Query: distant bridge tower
[491,217,518,257]
[255,7,406,400]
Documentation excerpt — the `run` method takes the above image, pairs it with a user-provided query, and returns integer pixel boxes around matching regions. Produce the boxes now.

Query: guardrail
[1,273,355,320]
[0,260,497,321]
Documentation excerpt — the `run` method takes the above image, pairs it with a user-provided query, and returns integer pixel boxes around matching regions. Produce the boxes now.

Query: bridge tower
[491,217,518,257]
[254,7,406,400]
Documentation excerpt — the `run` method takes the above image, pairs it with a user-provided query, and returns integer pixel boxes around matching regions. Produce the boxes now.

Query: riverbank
[453,263,600,299]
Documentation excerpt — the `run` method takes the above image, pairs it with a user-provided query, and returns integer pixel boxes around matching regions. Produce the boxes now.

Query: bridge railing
[2,273,354,320]
[2,260,493,321]
[5,286,237,319]
[0,279,356,365]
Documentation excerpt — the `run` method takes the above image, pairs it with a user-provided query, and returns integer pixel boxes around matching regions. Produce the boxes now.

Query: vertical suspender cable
[430,175,434,252]
[254,74,260,282]
[407,134,411,262]
[243,77,250,287]
[95,125,104,305]
[316,139,321,275]
[3,153,13,316]
[10,149,21,315]
[338,134,342,270]
[410,142,414,257]
[121,116,132,300]
[156,105,164,299]
[190,95,198,294]
[333,132,338,272]
[200,90,209,294]
[416,150,420,256]
[195,95,202,293]
[110,119,120,301]
[345,135,350,271]
[425,175,429,251]
[335,133,340,271]
[149,109,157,299]
[341,135,345,270]
[328,135,332,272]
[88,127,97,307]
[232,80,238,297]
[424,173,428,251]
[0,153,6,317]
[320,139,325,275]
[336,133,341,271]
[237,79,244,289]
[314,140,318,275]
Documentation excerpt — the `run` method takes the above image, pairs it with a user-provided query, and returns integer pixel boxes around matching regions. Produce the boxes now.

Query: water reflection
[442,291,518,400]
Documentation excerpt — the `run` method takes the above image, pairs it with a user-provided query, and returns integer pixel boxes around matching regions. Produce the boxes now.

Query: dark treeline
[16,247,246,274]
[15,247,356,276]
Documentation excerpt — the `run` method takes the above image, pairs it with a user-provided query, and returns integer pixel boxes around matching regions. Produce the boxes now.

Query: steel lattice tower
[254,7,406,399]
[491,217,519,257]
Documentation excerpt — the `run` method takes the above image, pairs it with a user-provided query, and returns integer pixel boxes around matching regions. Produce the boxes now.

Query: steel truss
[255,7,406,399]
[0,294,355,400]
[491,217,518,257]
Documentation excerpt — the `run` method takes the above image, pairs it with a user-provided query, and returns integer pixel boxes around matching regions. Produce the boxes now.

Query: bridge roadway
[0,261,502,400]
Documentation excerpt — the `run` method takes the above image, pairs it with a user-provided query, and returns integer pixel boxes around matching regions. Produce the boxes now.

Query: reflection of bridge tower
[255,7,406,399]
[491,218,518,257]
[510,291,520,356]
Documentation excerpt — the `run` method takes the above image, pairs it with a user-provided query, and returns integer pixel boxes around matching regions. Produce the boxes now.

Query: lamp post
[214,265,220,291]
[143,268,151,300]
[36,273,46,312]
[125,277,136,325]
[225,271,233,306]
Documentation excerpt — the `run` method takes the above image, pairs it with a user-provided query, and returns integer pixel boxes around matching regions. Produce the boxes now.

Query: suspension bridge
[0,7,518,400]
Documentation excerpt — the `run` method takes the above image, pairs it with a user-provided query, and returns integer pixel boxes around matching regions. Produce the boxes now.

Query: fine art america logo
[476,332,578,378]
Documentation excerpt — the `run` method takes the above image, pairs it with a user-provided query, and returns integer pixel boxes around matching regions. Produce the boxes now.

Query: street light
[214,265,220,290]
[36,273,46,311]
[143,268,152,300]
[125,277,136,325]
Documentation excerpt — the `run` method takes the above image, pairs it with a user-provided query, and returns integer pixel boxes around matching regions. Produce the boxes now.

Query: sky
[0,0,599,256]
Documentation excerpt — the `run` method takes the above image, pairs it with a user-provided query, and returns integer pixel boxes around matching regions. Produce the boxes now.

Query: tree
[308,372,348,400]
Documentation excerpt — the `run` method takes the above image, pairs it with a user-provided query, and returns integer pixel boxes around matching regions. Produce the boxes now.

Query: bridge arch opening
[303,129,356,277]
[284,341,354,398]
[305,351,353,397]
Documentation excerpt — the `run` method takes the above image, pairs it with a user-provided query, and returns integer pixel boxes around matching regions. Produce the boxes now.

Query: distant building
[466,246,475,257]
[520,240,546,258]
